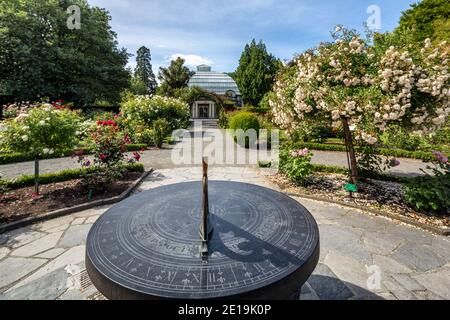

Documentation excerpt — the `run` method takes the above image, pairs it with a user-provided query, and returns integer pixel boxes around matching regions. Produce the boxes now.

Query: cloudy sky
[88,0,414,74]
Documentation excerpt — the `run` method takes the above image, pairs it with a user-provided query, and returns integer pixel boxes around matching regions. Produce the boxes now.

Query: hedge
[1,163,145,190]
[286,142,446,162]
[0,144,148,165]
[241,106,271,115]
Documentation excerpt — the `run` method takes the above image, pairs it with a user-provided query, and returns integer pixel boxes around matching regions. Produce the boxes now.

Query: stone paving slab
[0,166,448,300]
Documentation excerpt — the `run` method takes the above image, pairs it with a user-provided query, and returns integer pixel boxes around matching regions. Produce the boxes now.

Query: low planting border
[289,142,447,162]
[0,168,152,234]
[311,164,413,183]
[286,192,449,236]
[1,163,145,190]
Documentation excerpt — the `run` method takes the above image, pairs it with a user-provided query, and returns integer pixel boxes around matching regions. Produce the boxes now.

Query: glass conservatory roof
[188,65,241,96]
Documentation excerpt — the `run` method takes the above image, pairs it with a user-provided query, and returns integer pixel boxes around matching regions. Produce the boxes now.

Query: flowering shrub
[2,101,39,119]
[0,104,81,157]
[121,94,190,136]
[279,147,313,185]
[76,120,142,191]
[405,152,450,215]
[2,100,73,119]
[0,103,81,194]
[270,26,449,182]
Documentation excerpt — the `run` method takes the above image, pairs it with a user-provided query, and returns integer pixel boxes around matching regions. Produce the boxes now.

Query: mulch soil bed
[269,172,449,228]
[0,172,142,225]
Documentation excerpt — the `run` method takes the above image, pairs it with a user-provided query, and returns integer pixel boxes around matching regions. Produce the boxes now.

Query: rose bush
[279,146,314,185]
[0,103,82,194]
[270,26,449,183]
[76,119,142,193]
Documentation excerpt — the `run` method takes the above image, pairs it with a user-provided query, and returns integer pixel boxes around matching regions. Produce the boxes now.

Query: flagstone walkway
[0,166,449,300]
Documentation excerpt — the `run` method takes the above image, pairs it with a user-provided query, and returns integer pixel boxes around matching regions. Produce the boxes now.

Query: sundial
[86,159,320,300]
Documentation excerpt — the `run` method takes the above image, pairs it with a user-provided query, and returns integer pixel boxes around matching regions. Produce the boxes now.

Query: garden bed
[0,172,142,225]
[269,172,449,229]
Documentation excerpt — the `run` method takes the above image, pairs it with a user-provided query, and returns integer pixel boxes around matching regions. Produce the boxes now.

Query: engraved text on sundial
[86,181,319,299]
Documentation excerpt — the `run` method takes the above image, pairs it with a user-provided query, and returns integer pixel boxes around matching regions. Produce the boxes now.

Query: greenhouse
[188,65,242,119]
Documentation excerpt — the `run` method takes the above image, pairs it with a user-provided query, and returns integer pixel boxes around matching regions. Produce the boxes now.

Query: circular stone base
[86,181,320,300]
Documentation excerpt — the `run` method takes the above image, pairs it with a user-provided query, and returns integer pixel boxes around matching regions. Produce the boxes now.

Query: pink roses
[291,148,310,158]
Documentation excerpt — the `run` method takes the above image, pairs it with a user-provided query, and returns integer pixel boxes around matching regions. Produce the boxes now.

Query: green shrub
[430,118,450,146]
[153,119,170,148]
[380,126,433,151]
[404,160,450,215]
[405,174,450,215]
[279,147,314,185]
[228,111,260,132]
[228,112,260,148]
[258,160,272,168]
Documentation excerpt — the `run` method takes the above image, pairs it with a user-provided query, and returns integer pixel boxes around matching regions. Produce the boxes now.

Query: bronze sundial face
[86,181,320,300]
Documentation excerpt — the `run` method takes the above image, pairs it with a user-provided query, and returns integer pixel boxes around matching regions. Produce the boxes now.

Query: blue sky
[89,0,415,74]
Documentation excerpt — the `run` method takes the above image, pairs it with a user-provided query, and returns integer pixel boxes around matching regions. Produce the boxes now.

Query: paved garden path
[0,166,449,300]
[0,128,432,180]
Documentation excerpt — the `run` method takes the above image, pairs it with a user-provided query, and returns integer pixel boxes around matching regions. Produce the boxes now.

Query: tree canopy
[157,57,194,97]
[134,46,157,95]
[234,39,280,106]
[0,0,130,105]
[397,0,450,43]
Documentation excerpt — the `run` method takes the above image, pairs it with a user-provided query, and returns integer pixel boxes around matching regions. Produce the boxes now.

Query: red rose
[133,152,141,162]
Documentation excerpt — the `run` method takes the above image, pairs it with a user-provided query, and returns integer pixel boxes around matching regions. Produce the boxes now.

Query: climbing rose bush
[270,28,450,145]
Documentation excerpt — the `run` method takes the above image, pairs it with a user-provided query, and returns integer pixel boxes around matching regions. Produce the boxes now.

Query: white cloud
[168,54,214,67]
